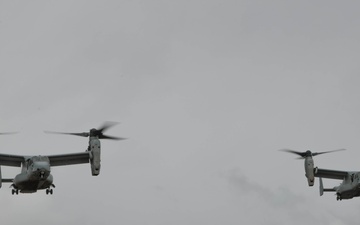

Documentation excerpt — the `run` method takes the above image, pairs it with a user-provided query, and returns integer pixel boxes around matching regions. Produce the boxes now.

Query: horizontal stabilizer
[323,188,336,192]
[2,179,13,183]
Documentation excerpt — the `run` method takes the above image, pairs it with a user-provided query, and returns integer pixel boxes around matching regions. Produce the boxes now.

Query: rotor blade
[279,149,307,158]
[45,122,123,140]
[97,121,119,133]
[98,134,126,140]
[44,131,89,137]
[312,148,346,156]
[0,132,18,135]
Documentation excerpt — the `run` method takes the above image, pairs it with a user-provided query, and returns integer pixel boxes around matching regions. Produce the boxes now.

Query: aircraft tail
[319,177,336,196]
[0,166,14,188]
[319,177,324,196]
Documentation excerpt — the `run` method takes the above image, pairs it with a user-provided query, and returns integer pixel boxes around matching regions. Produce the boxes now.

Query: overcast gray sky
[1,1,360,224]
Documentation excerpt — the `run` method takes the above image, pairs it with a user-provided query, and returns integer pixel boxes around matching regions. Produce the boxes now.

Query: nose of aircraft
[33,161,51,173]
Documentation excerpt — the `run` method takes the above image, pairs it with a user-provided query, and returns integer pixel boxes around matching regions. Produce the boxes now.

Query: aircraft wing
[47,152,90,166]
[314,168,349,180]
[0,153,25,167]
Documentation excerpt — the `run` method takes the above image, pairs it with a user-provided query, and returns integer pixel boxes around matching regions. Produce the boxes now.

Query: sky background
[1,1,360,224]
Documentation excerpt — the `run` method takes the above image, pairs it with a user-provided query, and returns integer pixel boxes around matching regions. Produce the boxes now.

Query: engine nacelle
[89,139,101,176]
[304,157,314,186]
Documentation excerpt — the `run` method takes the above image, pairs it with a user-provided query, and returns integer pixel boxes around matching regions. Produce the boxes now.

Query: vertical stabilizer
[0,166,2,188]
[319,177,324,196]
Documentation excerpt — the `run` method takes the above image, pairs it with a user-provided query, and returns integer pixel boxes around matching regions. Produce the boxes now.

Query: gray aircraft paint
[0,123,124,194]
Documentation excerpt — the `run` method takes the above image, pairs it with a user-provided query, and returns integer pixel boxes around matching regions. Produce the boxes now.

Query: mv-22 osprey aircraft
[281,148,360,201]
[0,122,125,195]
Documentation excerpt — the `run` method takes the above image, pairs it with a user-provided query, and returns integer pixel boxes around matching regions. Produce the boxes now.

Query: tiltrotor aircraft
[0,122,125,195]
[281,148,360,201]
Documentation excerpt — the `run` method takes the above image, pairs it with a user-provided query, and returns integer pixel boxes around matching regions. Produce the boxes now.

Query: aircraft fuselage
[337,173,360,200]
[12,156,54,194]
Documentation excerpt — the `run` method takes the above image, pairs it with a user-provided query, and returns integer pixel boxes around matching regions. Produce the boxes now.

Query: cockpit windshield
[31,156,50,162]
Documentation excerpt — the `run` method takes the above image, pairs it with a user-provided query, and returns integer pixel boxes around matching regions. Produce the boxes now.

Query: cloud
[221,168,358,225]
[224,168,306,208]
